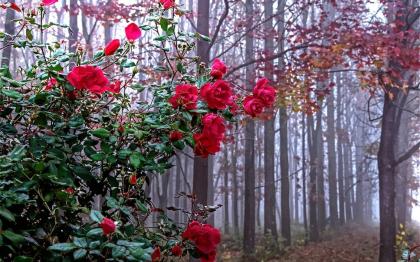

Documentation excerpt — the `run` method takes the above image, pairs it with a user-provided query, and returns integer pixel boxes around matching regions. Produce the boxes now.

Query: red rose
[171,244,182,257]
[253,78,276,107]
[169,130,183,142]
[44,78,57,91]
[159,0,175,9]
[41,0,58,6]
[182,221,221,262]
[129,175,137,185]
[125,23,141,42]
[201,113,225,140]
[168,84,198,110]
[200,80,233,110]
[99,217,116,235]
[65,187,75,194]
[151,247,161,262]
[193,133,221,158]
[67,66,110,94]
[243,96,265,117]
[107,80,121,94]
[210,59,227,79]
[117,125,125,134]
[104,39,120,56]
[10,2,21,12]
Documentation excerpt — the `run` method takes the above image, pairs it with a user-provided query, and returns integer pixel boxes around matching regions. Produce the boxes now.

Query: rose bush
[0,1,277,261]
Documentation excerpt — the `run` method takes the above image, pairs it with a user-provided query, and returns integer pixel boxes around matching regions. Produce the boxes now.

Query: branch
[225,43,315,77]
[393,141,420,167]
[207,0,229,52]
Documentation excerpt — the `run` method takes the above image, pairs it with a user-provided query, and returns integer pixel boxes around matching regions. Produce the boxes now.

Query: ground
[219,223,420,262]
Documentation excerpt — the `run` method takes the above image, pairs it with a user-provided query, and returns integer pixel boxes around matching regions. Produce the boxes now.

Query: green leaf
[94,51,104,59]
[91,128,110,139]
[112,245,126,257]
[1,89,22,99]
[160,17,169,31]
[0,76,24,87]
[121,60,136,68]
[69,115,84,128]
[90,210,104,223]
[73,237,87,248]
[0,208,15,222]
[129,152,142,169]
[89,240,101,249]
[48,242,77,252]
[131,83,146,92]
[25,29,33,41]
[90,152,106,161]
[8,145,26,161]
[154,35,168,42]
[13,256,33,262]
[106,197,119,209]
[73,249,87,260]
[86,228,103,238]
[2,231,25,245]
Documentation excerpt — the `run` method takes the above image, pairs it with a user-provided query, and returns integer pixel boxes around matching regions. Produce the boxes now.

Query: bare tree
[243,0,256,257]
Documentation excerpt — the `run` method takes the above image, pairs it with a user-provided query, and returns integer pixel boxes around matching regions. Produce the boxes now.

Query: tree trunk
[207,156,214,225]
[302,113,308,235]
[192,0,210,206]
[263,0,277,239]
[378,88,399,262]
[354,127,364,224]
[232,137,239,236]
[69,0,79,54]
[1,0,15,67]
[223,147,230,234]
[293,118,299,223]
[336,73,345,225]
[243,0,256,256]
[316,110,326,232]
[280,108,291,246]
[344,142,353,221]
[307,113,319,241]
[175,157,181,223]
[256,125,262,229]
[327,84,338,228]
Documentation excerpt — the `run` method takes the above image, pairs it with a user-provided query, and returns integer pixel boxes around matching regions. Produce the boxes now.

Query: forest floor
[219,222,420,262]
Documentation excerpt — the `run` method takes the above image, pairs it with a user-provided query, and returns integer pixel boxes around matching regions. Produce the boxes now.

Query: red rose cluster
[193,113,226,158]
[168,59,236,158]
[65,22,142,96]
[243,78,276,117]
[182,221,221,262]
[67,66,121,95]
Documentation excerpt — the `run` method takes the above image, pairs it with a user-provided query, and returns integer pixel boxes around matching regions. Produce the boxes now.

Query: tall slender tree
[243,0,256,256]
[327,78,338,228]
[277,0,291,246]
[263,0,277,241]
[69,0,79,54]
[1,0,15,67]
[336,73,345,225]
[193,0,210,206]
